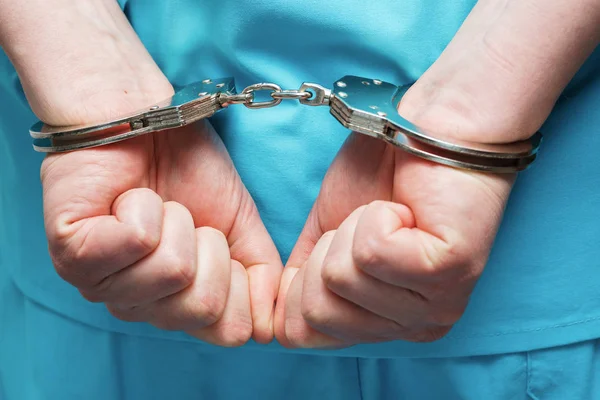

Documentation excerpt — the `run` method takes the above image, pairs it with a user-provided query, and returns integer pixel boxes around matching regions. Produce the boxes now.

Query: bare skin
[1,0,599,348]
[274,0,600,347]
[1,0,283,346]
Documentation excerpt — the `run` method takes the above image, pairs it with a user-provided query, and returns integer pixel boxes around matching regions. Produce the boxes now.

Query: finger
[300,230,407,345]
[111,227,232,329]
[273,265,302,348]
[226,194,283,345]
[322,203,435,328]
[283,256,346,349]
[285,133,394,271]
[285,206,322,270]
[155,122,283,344]
[352,200,473,299]
[49,187,163,288]
[186,260,253,347]
[86,202,197,307]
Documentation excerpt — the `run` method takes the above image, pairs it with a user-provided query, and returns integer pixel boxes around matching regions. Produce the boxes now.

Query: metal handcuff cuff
[29,76,542,173]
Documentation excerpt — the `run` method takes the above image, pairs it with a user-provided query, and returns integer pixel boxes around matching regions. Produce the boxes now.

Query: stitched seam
[355,358,365,400]
[525,352,540,400]
[14,278,600,343]
[445,315,600,340]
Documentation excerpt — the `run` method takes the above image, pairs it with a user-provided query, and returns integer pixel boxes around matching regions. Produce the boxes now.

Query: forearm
[400,0,600,143]
[0,0,173,126]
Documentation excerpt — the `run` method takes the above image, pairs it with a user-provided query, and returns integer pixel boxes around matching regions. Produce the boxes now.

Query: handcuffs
[29,76,542,173]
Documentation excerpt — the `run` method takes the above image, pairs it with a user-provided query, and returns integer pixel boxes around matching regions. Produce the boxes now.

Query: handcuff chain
[218,82,332,109]
[29,75,541,173]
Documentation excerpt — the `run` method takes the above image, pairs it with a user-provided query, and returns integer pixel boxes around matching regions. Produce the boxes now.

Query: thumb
[41,140,161,288]
[151,122,284,344]
[286,132,394,270]
[285,204,323,270]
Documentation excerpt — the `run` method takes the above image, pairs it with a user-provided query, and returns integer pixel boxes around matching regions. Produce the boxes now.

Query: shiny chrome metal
[271,90,312,101]
[241,83,283,109]
[329,75,542,173]
[299,83,332,106]
[219,92,252,106]
[30,77,236,152]
[230,81,330,108]
[29,74,542,173]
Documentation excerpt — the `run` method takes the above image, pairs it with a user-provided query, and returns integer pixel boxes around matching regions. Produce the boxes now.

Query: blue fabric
[2,269,600,400]
[1,0,600,360]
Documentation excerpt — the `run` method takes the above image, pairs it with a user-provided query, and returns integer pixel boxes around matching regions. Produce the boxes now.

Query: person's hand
[2,0,282,347]
[42,117,283,346]
[273,0,599,349]
[274,107,514,348]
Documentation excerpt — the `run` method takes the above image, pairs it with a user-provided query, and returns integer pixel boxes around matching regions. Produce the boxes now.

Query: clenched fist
[42,119,283,346]
[3,0,281,347]
[271,0,585,348]
[274,123,514,348]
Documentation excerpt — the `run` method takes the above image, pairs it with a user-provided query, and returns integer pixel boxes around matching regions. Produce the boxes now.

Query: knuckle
[321,257,350,292]
[221,326,253,348]
[154,293,228,332]
[444,243,472,272]
[131,226,161,254]
[152,317,183,332]
[50,217,77,245]
[79,288,104,303]
[421,281,452,300]
[151,314,182,331]
[106,304,144,323]
[420,238,451,277]
[405,326,452,343]
[419,237,472,281]
[51,251,92,287]
[285,331,308,349]
[284,317,313,348]
[51,257,73,283]
[214,319,253,347]
[427,307,464,327]
[193,293,226,326]
[352,236,384,272]
[301,302,332,331]
[78,276,115,303]
[162,255,196,290]
[155,314,199,333]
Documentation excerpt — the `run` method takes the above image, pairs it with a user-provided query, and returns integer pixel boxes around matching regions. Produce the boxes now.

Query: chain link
[271,90,312,101]
[219,82,331,109]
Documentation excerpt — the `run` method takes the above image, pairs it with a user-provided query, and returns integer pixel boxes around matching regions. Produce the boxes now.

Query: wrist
[396,73,543,146]
[26,69,175,128]
[397,0,600,145]
[396,40,552,145]
[1,0,174,126]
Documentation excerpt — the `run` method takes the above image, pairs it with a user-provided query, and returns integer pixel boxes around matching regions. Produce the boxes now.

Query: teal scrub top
[1,0,600,358]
